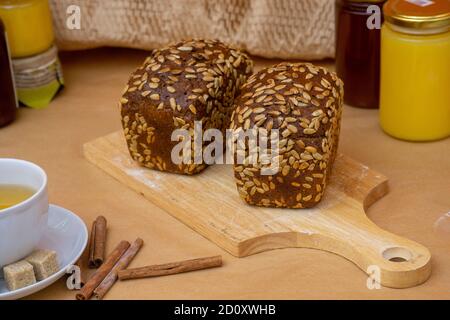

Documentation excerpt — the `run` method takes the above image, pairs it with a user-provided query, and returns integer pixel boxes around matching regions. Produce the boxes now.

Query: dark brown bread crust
[120,39,253,174]
[230,62,344,208]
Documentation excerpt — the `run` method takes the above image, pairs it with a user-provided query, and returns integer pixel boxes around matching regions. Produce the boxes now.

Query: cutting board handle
[314,158,432,288]
[291,209,432,289]
[364,226,432,289]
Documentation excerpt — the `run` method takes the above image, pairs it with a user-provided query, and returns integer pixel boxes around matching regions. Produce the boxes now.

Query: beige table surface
[1,48,449,300]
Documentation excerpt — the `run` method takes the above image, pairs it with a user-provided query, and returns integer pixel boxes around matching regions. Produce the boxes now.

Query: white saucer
[0,204,88,300]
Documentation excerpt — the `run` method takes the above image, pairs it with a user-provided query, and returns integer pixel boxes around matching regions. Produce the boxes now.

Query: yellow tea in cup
[0,184,35,210]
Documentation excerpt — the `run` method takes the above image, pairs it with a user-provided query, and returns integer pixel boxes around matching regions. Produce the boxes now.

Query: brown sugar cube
[25,249,59,281]
[3,260,36,291]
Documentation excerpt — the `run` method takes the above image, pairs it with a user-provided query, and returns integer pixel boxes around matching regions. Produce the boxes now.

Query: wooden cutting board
[83,131,431,288]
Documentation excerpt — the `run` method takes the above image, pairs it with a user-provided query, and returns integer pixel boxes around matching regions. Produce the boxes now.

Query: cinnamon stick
[93,238,144,300]
[87,219,97,268]
[118,255,222,281]
[76,240,130,300]
[93,216,107,267]
[88,216,107,268]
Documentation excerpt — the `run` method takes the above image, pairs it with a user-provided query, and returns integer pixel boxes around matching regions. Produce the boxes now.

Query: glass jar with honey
[379,0,450,141]
[0,0,54,58]
[0,0,63,109]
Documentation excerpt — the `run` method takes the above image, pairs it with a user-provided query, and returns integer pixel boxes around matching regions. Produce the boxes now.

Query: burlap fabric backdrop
[50,0,335,60]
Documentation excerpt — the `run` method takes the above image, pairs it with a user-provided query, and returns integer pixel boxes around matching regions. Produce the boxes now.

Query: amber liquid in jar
[335,0,385,109]
[0,19,17,127]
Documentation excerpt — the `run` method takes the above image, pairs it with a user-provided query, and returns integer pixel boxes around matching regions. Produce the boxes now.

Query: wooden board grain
[83,131,431,288]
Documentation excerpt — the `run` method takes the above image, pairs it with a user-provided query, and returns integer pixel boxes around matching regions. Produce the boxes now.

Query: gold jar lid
[384,0,450,32]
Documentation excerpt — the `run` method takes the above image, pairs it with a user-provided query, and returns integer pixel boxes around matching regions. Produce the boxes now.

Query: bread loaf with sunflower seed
[230,62,343,208]
[120,39,253,174]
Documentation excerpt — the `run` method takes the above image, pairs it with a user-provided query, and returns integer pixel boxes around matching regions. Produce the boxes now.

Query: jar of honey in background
[380,0,450,141]
[335,0,386,109]
[0,0,54,58]
[0,0,64,109]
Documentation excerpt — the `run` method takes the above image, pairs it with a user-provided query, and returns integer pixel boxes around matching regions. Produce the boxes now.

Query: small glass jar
[0,0,54,58]
[379,0,450,141]
[0,0,63,109]
[0,18,17,127]
[335,0,386,109]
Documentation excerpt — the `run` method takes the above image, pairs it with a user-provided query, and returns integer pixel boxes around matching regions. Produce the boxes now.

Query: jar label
[12,45,64,90]
[11,45,64,108]
[406,0,435,7]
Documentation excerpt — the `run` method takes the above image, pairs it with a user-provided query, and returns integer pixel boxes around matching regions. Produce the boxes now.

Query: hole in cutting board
[382,247,412,262]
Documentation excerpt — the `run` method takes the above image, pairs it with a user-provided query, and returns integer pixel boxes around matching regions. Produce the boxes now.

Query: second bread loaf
[230,62,344,208]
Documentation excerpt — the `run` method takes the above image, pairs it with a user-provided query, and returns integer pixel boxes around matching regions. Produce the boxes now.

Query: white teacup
[0,159,49,268]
